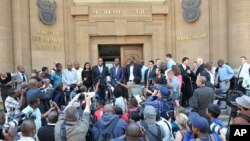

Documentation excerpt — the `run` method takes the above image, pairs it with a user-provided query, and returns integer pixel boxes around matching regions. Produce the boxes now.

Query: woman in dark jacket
[81,62,93,90]
[52,84,65,108]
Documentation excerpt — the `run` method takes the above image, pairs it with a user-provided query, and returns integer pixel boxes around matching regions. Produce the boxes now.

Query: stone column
[0,0,13,72]
[228,0,250,68]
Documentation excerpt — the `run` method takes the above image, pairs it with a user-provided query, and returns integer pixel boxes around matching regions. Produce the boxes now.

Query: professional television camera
[210,123,230,141]
[0,111,36,139]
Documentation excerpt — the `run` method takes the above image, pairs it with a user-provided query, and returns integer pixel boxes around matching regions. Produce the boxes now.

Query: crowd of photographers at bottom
[0,89,250,141]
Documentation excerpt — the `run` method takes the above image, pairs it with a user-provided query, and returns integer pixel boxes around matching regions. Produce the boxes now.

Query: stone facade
[0,0,249,74]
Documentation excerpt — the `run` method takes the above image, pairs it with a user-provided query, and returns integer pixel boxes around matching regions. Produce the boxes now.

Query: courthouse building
[0,0,249,73]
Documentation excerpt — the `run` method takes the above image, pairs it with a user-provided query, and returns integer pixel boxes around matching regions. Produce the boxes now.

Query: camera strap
[238,114,250,123]
[60,122,67,141]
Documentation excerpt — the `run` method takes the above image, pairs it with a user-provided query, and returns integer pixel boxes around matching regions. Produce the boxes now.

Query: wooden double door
[120,45,143,66]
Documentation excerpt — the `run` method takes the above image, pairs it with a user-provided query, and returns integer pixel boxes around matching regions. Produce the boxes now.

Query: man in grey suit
[189,76,214,117]
[12,65,29,88]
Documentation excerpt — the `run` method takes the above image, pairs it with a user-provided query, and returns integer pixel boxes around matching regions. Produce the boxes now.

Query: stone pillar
[228,0,250,68]
[0,0,13,72]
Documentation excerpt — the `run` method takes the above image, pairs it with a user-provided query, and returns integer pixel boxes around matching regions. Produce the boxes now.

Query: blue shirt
[62,69,77,86]
[218,64,234,81]
[167,59,176,70]
[141,65,148,81]
[51,71,62,89]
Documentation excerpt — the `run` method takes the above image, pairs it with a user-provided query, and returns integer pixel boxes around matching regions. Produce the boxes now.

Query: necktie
[148,68,151,78]
[22,73,26,82]
[238,65,243,78]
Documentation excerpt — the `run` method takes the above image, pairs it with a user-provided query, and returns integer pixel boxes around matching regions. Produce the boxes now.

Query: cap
[236,95,250,109]
[188,112,209,133]
[143,105,157,119]
[158,86,170,96]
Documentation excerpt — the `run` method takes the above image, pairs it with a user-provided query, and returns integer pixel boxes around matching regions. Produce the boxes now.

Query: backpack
[97,117,120,141]
[141,120,163,141]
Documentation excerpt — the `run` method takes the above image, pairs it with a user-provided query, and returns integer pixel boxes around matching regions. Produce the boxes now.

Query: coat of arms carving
[38,0,57,25]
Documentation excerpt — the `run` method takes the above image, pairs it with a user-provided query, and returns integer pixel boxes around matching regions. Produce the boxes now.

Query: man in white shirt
[73,61,83,85]
[238,56,250,93]
[62,62,77,89]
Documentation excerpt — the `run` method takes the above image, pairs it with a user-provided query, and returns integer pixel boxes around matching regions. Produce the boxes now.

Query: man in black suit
[92,58,109,100]
[192,58,206,90]
[110,58,124,87]
[144,60,156,86]
[125,56,141,83]
[179,57,195,107]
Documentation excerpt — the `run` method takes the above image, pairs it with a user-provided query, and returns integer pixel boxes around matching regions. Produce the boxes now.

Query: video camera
[0,111,36,139]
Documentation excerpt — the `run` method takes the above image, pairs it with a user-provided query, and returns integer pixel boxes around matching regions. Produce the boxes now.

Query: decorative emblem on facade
[38,0,57,25]
[182,0,201,23]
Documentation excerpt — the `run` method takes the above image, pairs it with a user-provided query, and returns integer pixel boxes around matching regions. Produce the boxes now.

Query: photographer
[184,112,221,141]
[55,93,91,141]
[5,88,25,122]
[18,120,36,141]
[232,95,250,124]
[145,85,172,118]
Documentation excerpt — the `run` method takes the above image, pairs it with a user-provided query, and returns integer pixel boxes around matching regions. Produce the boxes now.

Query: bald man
[62,62,77,89]
[19,120,36,141]
[92,104,128,140]
[38,111,58,141]
[72,61,83,84]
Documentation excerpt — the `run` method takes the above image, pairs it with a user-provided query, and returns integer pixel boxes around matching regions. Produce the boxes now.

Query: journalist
[55,93,91,141]
[184,112,221,141]
[232,95,250,124]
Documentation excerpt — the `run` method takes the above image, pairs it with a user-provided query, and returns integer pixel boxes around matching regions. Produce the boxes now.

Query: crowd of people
[0,54,250,141]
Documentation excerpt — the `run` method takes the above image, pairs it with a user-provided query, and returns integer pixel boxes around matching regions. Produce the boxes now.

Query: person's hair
[176,113,188,128]
[65,106,79,122]
[28,98,39,106]
[113,87,122,98]
[41,67,48,72]
[157,67,165,74]
[148,60,154,64]
[182,57,189,63]
[70,84,77,91]
[205,62,213,70]
[172,65,181,76]
[20,120,35,136]
[55,63,62,68]
[166,53,173,58]
[31,76,41,82]
[167,70,175,75]
[197,76,206,84]
[83,62,91,70]
[217,59,224,65]
[129,98,138,107]
[115,106,123,116]
[208,104,221,118]
[48,111,59,123]
[8,88,17,96]
[55,83,63,91]
[0,110,5,124]
[133,77,141,84]
[240,56,247,60]
[97,99,105,107]
[130,111,141,122]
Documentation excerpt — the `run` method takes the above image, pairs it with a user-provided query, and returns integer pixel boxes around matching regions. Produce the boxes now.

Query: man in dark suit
[189,76,214,118]
[192,58,206,90]
[179,57,194,107]
[125,56,141,83]
[110,58,123,87]
[92,58,109,100]
[144,60,156,86]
